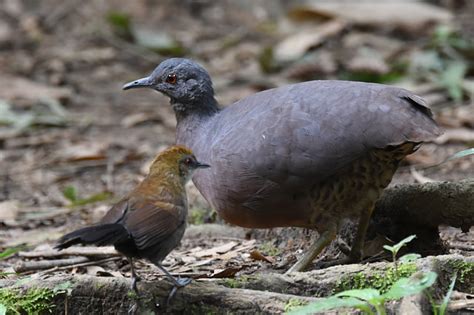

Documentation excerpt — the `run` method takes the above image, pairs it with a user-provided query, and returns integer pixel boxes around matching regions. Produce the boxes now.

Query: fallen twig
[19,246,118,259]
[14,257,90,273]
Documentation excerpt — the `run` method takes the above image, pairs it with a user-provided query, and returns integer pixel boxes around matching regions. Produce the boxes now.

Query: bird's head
[149,145,210,183]
[123,58,218,116]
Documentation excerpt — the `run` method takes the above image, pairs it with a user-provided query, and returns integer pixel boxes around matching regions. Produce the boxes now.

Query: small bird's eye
[184,158,192,165]
[166,74,177,84]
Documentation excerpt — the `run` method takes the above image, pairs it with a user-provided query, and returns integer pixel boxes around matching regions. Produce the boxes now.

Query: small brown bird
[123,58,442,273]
[55,145,209,296]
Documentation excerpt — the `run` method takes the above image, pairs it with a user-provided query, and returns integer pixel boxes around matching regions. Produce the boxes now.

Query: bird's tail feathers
[55,224,129,250]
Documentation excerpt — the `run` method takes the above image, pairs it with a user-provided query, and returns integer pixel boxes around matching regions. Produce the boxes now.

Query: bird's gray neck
[175,97,219,150]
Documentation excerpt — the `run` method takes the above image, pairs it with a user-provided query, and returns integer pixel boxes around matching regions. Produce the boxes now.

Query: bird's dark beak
[122,76,153,90]
[196,162,210,169]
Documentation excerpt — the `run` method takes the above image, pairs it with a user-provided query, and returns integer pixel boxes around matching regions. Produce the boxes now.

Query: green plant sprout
[288,272,437,315]
[63,185,112,207]
[430,273,457,315]
[383,234,417,277]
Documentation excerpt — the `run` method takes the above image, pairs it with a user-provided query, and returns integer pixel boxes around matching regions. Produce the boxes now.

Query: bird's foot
[130,275,142,293]
[175,277,192,287]
[128,303,138,315]
[335,238,352,256]
[166,277,192,305]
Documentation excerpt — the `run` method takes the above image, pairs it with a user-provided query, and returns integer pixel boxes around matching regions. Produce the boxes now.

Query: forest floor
[0,0,473,314]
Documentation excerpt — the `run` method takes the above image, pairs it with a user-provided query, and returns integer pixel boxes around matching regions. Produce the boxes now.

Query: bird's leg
[156,264,191,305]
[128,257,141,293]
[348,204,374,261]
[127,257,142,315]
[322,204,374,267]
[286,223,337,273]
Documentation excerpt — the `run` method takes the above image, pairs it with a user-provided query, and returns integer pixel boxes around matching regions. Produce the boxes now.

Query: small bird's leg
[128,257,141,293]
[127,257,142,315]
[286,223,337,273]
[156,264,191,304]
[322,204,374,267]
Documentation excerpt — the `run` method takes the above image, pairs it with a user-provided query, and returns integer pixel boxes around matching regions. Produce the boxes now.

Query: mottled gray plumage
[123,58,442,272]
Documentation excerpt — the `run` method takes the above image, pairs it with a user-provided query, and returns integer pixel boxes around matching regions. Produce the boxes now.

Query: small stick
[14,257,90,273]
[450,243,474,251]
[19,247,119,259]
[53,257,121,272]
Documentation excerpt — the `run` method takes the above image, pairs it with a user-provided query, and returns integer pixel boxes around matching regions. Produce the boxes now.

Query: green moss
[0,287,57,314]
[284,298,308,312]
[258,241,281,257]
[447,260,474,284]
[222,275,255,289]
[334,262,418,294]
[188,208,208,225]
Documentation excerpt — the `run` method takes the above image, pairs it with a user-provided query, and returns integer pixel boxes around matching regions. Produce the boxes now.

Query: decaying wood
[1,254,472,314]
[375,180,474,231]
[0,274,319,314]
[215,254,473,297]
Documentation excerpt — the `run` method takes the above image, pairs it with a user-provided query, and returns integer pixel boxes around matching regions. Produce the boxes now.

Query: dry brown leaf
[435,128,474,144]
[0,75,72,104]
[120,112,161,128]
[193,241,238,258]
[249,250,274,264]
[86,265,106,275]
[204,266,243,279]
[59,142,108,162]
[219,240,257,260]
[289,2,452,33]
[0,200,20,225]
[274,20,346,62]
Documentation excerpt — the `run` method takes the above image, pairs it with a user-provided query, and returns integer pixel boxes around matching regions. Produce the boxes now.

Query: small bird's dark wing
[122,199,186,250]
[99,199,129,224]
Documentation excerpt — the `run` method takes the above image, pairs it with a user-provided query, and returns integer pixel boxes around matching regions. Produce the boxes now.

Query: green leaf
[441,61,467,102]
[447,148,474,161]
[383,235,417,255]
[69,191,113,207]
[0,246,26,260]
[287,296,370,315]
[106,11,132,39]
[335,288,381,302]
[384,272,437,300]
[438,274,457,315]
[63,186,77,202]
[399,253,422,264]
[0,304,5,315]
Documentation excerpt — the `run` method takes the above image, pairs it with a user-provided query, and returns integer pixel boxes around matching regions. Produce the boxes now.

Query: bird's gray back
[183,80,441,225]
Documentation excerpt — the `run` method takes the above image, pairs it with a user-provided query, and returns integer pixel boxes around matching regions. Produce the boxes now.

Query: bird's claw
[175,277,192,287]
[166,277,191,305]
[128,302,138,315]
[130,275,142,292]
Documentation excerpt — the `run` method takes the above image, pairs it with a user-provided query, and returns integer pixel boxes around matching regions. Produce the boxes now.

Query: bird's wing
[209,80,441,185]
[122,198,185,250]
[99,199,129,224]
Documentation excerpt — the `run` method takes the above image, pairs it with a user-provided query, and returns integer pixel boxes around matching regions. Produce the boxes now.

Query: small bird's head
[149,145,210,183]
[123,58,218,115]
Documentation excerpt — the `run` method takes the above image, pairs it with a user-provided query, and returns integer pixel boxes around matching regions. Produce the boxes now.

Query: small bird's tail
[55,224,129,250]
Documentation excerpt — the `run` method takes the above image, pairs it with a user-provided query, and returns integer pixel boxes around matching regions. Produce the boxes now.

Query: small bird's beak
[196,162,210,169]
[122,76,153,90]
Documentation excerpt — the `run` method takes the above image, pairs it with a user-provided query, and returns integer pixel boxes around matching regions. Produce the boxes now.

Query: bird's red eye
[166,74,177,84]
